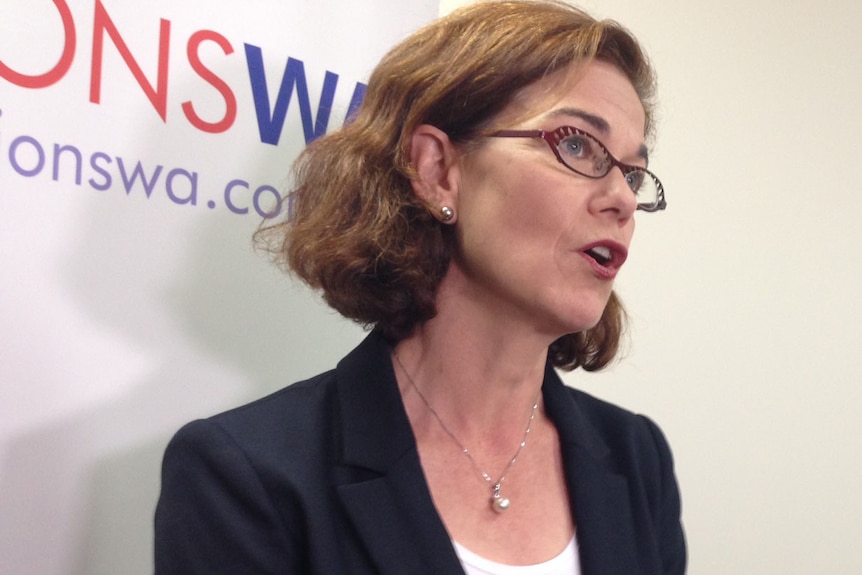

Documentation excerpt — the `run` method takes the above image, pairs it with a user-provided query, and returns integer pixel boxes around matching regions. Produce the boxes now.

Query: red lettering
[90,0,171,121]
[0,0,76,88]
[182,30,237,134]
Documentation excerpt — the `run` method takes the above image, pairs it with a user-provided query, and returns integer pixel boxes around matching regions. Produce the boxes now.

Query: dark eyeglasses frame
[489,126,667,212]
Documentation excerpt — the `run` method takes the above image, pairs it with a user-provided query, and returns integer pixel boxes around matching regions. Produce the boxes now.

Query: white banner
[0,1,438,573]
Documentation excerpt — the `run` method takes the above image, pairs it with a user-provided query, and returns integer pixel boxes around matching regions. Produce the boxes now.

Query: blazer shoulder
[166,368,342,481]
[555,385,686,573]
[211,369,337,434]
[558,385,678,482]
[155,374,339,574]
[561,385,649,434]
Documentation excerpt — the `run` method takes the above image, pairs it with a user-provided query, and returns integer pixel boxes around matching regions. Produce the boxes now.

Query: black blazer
[155,331,686,574]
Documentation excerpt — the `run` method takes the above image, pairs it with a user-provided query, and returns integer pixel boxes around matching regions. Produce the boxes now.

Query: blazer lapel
[332,332,464,575]
[329,334,642,574]
[543,366,640,575]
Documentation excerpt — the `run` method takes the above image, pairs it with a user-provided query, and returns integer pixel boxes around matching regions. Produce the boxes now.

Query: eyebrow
[547,107,649,164]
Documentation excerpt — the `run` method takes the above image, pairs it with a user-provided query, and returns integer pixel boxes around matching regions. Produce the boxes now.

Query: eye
[558,134,593,160]
[625,169,646,193]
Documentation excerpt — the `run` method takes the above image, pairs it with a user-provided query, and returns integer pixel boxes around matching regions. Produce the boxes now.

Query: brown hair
[257,0,656,371]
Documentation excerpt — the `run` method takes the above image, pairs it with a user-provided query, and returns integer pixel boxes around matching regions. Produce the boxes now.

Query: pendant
[492,495,511,513]
[491,483,510,513]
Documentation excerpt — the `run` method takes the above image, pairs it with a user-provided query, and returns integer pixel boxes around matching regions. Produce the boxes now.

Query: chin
[523,287,612,338]
[540,310,603,340]
[553,297,611,334]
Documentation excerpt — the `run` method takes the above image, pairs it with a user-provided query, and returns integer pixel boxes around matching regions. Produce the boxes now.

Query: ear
[409,124,460,223]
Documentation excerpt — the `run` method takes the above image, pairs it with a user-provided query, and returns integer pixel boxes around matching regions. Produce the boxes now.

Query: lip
[579,240,629,280]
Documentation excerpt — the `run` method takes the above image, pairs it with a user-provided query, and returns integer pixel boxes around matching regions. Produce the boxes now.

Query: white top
[453,536,581,575]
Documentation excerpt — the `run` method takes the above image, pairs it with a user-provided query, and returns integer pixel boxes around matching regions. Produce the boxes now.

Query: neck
[393,277,557,440]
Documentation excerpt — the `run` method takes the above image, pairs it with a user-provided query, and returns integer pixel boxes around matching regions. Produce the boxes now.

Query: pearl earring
[440,206,454,222]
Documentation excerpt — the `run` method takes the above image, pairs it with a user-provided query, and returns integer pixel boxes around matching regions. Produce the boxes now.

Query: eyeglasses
[489,126,666,212]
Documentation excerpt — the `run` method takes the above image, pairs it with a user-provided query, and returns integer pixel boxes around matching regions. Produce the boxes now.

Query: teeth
[587,246,612,264]
[591,246,611,260]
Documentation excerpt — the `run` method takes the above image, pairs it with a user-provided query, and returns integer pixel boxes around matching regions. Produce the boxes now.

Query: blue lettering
[345,82,367,124]
[253,184,282,218]
[116,158,163,197]
[9,135,45,177]
[285,191,297,219]
[166,168,197,205]
[244,45,339,146]
[89,152,113,190]
[53,144,83,185]
[224,178,249,214]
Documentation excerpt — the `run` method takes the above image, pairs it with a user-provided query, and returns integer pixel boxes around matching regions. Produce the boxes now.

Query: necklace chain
[393,351,540,513]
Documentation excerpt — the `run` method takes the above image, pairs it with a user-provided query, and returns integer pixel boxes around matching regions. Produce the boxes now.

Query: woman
[155,1,685,573]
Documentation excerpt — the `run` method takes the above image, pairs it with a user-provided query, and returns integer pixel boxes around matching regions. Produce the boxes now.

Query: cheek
[509,175,587,245]
[457,152,582,261]
[482,176,567,248]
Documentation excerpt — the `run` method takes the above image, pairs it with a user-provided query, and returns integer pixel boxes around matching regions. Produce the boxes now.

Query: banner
[0,1,438,573]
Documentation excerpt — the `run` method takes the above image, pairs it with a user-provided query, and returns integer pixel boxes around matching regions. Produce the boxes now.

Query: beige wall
[440,0,862,573]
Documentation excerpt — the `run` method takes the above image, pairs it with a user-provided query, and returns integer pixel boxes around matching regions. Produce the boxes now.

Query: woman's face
[451,60,646,339]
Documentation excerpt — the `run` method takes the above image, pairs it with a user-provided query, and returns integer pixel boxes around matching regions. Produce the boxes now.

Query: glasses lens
[551,127,665,211]
[627,168,662,211]
[555,132,607,177]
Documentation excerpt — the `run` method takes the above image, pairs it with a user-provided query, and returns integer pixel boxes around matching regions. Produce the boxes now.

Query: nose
[591,165,637,224]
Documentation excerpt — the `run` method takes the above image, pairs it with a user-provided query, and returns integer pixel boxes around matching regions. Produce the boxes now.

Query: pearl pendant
[492,495,511,513]
[491,483,510,513]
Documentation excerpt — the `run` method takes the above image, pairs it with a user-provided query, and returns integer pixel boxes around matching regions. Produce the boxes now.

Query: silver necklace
[393,352,540,513]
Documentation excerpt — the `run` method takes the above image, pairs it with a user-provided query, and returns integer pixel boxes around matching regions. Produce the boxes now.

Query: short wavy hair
[257,0,657,371]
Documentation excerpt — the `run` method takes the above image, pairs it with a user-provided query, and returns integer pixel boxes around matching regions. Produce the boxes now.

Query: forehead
[500,61,646,147]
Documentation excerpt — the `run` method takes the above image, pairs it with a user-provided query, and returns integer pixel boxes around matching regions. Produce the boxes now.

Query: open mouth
[584,246,613,266]
[580,242,628,278]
